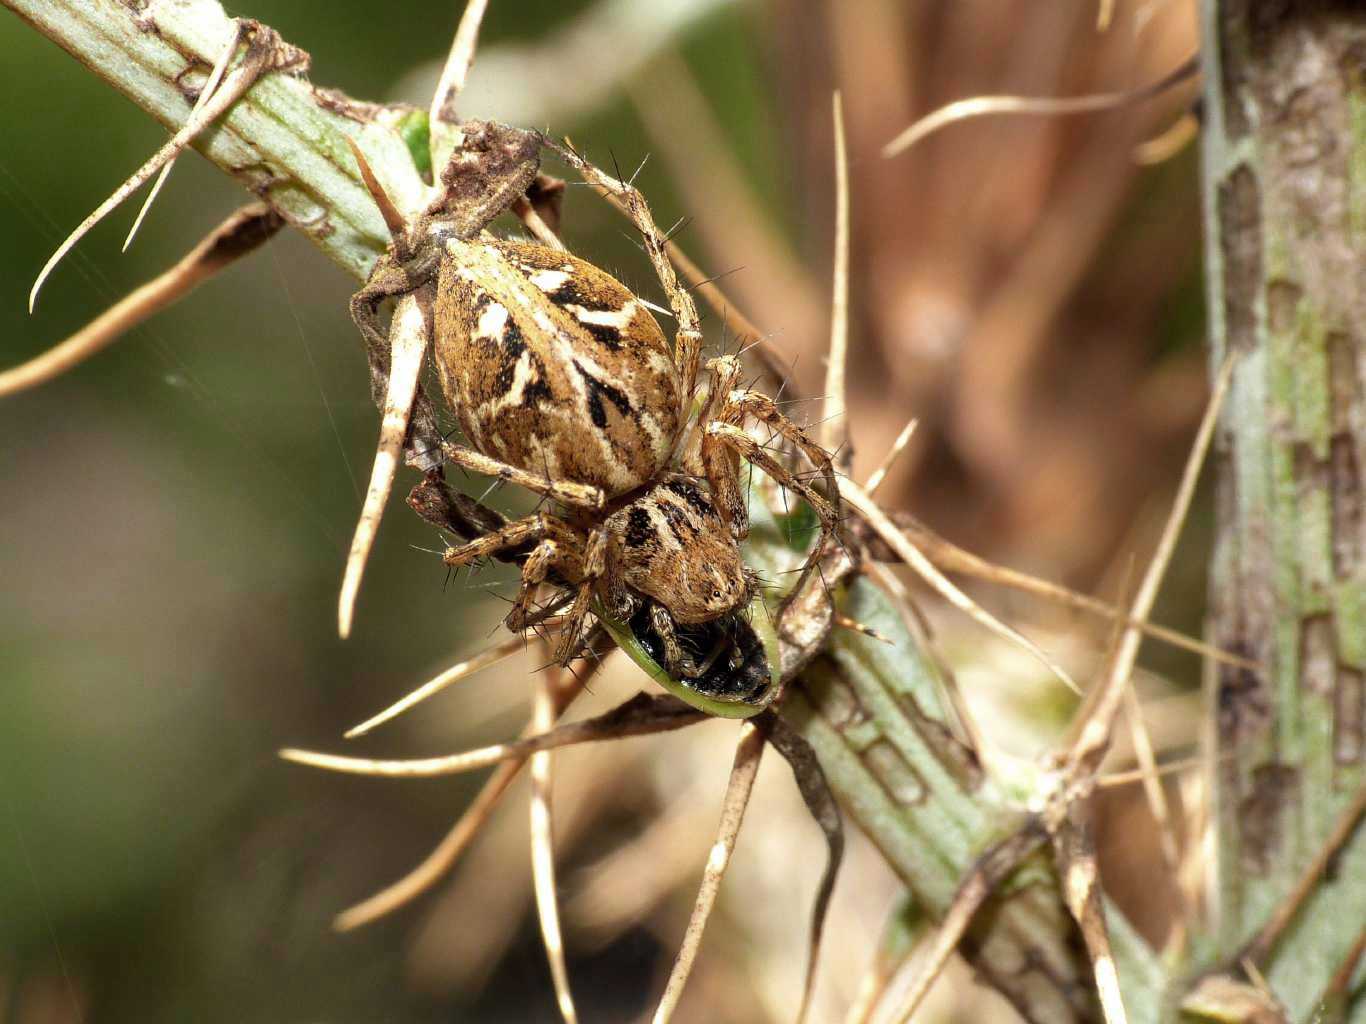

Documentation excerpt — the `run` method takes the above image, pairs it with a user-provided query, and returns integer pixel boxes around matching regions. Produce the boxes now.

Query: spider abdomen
[432,238,683,497]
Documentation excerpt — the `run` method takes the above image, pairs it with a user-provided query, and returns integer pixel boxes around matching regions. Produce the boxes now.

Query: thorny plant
[4,2,1336,1022]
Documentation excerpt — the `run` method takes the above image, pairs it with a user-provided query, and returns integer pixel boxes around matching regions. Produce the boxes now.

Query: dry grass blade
[886,828,1042,1023]
[1064,354,1234,771]
[338,295,427,639]
[530,657,578,1024]
[882,53,1199,159]
[822,91,850,460]
[28,21,278,311]
[1097,0,1115,31]
[122,27,241,251]
[430,0,489,127]
[282,693,707,778]
[1053,807,1128,1024]
[345,634,526,738]
[892,513,1259,670]
[845,478,1083,695]
[652,721,766,1024]
[1,204,281,397]
[863,418,918,498]
[765,715,844,1024]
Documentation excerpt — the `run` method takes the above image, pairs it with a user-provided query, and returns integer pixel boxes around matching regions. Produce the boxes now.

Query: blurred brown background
[1,1,1206,1020]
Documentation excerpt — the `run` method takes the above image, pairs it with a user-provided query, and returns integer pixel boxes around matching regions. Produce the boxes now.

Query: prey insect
[350,123,841,710]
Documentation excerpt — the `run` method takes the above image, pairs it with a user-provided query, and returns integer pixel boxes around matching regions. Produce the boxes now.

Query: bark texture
[1199,1,1366,1018]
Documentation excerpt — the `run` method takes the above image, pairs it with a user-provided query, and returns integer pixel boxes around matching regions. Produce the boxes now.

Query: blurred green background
[1,2,1208,1020]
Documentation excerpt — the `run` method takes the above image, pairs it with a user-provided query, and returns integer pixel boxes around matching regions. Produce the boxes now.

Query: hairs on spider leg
[409,544,451,557]
[662,216,692,245]
[684,266,746,294]
[607,147,626,188]
[627,153,650,188]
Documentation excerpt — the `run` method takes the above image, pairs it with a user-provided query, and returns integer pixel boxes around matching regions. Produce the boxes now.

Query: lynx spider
[351,124,840,682]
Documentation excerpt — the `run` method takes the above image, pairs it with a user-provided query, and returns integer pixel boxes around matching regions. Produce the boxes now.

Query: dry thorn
[332,644,606,931]
[882,53,1199,159]
[844,478,1084,696]
[1095,754,1208,788]
[1322,926,1366,1008]
[511,196,568,251]
[530,652,578,1024]
[345,635,526,738]
[1063,354,1234,774]
[891,513,1258,670]
[122,27,241,251]
[1242,784,1366,965]
[335,755,522,932]
[1134,112,1199,165]
[821,91,850,461]
[282,693,707,778]
[766,715,845,1024]
[652,721,766,1024]
[832,611,893,645]
[1121,685,1181,876]
[0,204,281,397]
[430,0,489,128]
[887,828,1042,1023]
[338,295,427,639]
[1053,806,1129,1024]
[345,136,408,243]
[29,21,282,311]
[862,418,918,498]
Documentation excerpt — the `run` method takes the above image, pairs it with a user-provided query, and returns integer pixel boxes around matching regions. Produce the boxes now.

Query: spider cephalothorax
[350,126,839,688]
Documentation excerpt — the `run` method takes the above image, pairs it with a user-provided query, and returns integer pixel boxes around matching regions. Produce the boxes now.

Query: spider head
[608,477,758,625]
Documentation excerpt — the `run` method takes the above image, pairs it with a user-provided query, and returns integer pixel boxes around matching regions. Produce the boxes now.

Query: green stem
[1197,2,1366,1018]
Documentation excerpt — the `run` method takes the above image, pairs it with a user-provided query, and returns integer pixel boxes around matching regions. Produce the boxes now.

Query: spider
[350,123,840,686]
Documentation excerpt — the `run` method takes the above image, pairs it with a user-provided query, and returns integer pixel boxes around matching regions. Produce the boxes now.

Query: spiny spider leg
[550,528,609,666]
[649,603,709,678]
[438,441,604,509]
[702,421,839,608]
[541,137,703,407]
[444,513,587,636]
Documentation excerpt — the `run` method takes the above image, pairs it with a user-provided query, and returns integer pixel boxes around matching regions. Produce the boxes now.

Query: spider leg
[649,603,707,679]
[702,418,840,608]
[550,527,609,666]
[542,138,704,408]
[349,245,442,411]
[443,513,588,639]
[439,441,605,510]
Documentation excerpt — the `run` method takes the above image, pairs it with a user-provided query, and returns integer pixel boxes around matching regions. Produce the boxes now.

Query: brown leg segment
[702,419,840,607]
[649,603,707,679]
[542,138,704,407]
[439,442,605,510]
